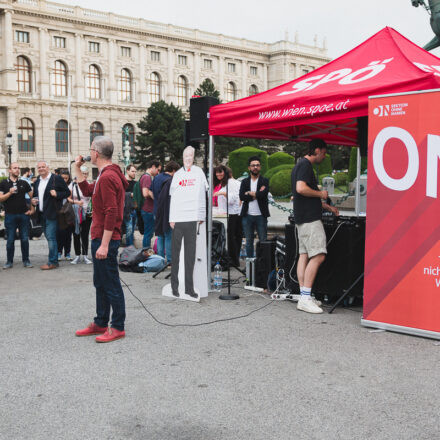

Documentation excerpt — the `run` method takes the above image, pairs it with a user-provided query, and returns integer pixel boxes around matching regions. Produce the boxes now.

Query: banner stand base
[361,319,440,340]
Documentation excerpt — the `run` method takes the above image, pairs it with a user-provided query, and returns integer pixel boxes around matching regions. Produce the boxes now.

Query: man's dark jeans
[242,214,267,258]
[91,239,126,331]
[5,213,30,263]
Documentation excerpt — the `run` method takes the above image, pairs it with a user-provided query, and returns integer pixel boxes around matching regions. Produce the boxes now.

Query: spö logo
[373,105,390,117]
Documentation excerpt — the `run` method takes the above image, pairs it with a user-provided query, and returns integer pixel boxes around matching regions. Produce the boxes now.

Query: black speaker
[189,96,219,141]
[184,120,200,149]
[284,223,300,293]
[255,240,276,289]
[357,116,368,157]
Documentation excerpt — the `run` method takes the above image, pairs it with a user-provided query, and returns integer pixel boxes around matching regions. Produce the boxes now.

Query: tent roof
[209,27,440,145]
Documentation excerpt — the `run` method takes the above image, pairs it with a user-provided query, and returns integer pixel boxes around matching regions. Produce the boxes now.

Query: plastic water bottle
[213,262,222,291]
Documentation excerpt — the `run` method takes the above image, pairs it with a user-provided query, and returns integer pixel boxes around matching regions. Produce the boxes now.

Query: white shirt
[169,165,208,222]
[247,177,262,216]
[217,178,241,215]
[38,173,52,212]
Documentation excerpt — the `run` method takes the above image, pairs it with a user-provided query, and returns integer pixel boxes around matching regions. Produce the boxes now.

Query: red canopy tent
[209,27,440,145]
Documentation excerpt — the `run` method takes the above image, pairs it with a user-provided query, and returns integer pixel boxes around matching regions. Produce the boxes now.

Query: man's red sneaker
[75,323,107,337]
[95,327,125,343]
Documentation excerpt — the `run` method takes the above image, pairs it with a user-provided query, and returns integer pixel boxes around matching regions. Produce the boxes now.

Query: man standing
[140,160,160,248]
[239,156,270,258]
[31,161,70,270]
[0,163,34,268]
[74,136,128,343]
[154,161,180,264]
[124,164,137,247]
[291,139,339,314]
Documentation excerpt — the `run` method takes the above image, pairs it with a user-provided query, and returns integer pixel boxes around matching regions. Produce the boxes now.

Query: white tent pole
[207,135,214,289]
[355,146,361,216]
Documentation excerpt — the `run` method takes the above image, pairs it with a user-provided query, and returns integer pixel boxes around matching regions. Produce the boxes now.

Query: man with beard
[239,156,270,258]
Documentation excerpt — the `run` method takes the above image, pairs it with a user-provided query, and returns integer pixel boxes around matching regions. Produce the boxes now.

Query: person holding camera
[0,162,34,269]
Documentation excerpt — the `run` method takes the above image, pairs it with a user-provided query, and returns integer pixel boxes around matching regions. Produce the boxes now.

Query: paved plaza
[1,237,439,440]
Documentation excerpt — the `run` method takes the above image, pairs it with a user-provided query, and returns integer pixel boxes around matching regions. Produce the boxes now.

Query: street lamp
[5,133,14,166]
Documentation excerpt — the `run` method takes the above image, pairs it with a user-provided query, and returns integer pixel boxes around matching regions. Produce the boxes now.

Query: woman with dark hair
[57,169,73,260]
[213,165,228,207]
[213,165,242,267]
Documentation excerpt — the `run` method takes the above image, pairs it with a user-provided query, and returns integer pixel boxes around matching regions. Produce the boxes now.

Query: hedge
[264,163,295,180]
[228,146,268,178]
[348,147,368,183]
[269,169,292,196]
[267,151,295,169]
[313,153,332,176]
[334,172,348,186]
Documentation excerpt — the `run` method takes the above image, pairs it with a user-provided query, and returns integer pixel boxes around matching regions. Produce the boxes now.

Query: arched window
[119,68,132,101]
[16,56,31,93]
[249,84,258,96]
[18,118,35,152]
[90,121,104,145]
[226,81,237,102]
[122,123,135,154]
[52,60,67,97]
[87,64,101,100]
[177,75,188,107]
[149,72,161,103]
[55,120,69,153]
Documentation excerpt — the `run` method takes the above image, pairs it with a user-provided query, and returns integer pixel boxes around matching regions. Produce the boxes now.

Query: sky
[59,0,439,59]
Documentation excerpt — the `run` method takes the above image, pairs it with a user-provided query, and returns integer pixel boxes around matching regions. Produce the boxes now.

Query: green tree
[134,100,184,169]
[194,78,220,100]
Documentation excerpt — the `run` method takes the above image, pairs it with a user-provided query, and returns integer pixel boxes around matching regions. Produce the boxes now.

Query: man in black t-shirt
[291,139,339,314]
[0,163,34,269]
[124,164,137,246]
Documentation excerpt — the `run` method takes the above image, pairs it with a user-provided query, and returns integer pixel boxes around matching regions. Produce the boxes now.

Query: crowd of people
[0,136,338,342]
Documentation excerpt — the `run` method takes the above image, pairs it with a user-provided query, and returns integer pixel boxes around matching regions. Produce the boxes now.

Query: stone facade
[0,0,330,175]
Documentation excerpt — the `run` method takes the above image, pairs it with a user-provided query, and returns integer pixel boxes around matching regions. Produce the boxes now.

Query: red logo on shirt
[178,179,196,187]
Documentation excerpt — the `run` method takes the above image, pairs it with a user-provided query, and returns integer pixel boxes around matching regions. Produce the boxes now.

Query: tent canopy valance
[209,27,440,145]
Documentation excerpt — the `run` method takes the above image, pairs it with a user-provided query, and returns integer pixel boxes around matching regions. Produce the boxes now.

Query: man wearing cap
[291,139,339,314]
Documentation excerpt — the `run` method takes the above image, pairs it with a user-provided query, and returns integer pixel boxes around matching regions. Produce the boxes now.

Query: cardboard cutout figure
[162,146,208,302]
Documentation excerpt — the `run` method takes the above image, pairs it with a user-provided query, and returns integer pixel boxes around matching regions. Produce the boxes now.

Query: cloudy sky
[60,0,438,59]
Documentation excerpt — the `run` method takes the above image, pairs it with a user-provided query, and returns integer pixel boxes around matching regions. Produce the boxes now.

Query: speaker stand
[328,273,364,314]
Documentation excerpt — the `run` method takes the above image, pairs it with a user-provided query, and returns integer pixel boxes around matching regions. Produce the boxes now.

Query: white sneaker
[71,256,81,265]
[312,297,322,307]
[290,294,322,306]
[83,256,92,265]
[297,296,323,314]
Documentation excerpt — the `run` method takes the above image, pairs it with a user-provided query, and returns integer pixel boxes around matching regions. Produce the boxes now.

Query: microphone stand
[219,179,239,301]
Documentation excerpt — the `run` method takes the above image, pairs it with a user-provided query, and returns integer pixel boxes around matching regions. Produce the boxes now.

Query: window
[15,56,31,93]
[119,68,132,101]
[177,75,188,107]
[151,51,160,62]
[249,84,258,96]
[204,59,212,70]
[149,72,161,103]
[53,36,66,48]
[178,55,187,66]
[52,60,67,97]
[302,69,310,75]
[86,64,101,100]
[228,63,236,73]
[226,81,237,102]
[122,123,135,154]
[18,118,35,153]
[90,121,104,145]
[15,31,30,43]
[55,120,69,153]
[121,46,131,57]
[88,41,100,53]
[250,66,258,76]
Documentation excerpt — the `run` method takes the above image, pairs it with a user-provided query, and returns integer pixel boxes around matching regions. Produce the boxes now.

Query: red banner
[364,90,440,337]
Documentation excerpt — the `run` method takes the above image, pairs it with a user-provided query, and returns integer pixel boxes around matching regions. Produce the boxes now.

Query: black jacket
[33,174,70,220]
[154,178,172,236]
[239,175,270,218]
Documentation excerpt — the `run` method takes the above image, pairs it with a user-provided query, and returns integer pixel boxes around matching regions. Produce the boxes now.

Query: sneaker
[40,264,58,270]
[2,262,13,270]
[95,327,125,343]
[23,261,33,268]
[297,296,323,314]
[290,294,322,307]
[71,256,81,265]
[312,297,322,307]
[58,252,62,260]
[65,254,72,261]
[83,256,92,265]
[75,322,107,337]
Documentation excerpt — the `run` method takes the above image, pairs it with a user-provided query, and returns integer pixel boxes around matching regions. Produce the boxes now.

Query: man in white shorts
[291,139,339,313]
